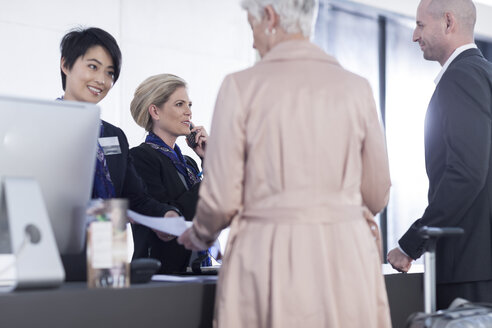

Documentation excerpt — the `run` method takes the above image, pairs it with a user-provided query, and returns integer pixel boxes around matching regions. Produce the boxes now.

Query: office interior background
[2,0,492,260]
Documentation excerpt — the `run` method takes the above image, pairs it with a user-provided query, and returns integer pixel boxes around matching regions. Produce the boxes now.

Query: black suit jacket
[100,121,175,216]
[63,121,176,281]
[130,142,201,274]
[399,48,492,284]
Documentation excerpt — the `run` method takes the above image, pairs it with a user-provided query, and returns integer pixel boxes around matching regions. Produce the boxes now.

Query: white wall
[0,0,255,159]
[3,0,492,152]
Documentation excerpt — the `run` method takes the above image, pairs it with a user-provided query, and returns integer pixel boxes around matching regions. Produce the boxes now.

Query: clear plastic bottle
[87,199,129,288]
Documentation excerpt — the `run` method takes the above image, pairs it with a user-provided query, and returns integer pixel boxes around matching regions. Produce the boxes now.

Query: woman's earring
[271,28,276,35]
[264,28,270,36]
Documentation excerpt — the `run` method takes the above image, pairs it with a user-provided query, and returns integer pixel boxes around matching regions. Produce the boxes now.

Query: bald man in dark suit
[387,0,492,309]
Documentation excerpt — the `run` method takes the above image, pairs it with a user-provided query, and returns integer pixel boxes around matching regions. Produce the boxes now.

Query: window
[314,2,492,260]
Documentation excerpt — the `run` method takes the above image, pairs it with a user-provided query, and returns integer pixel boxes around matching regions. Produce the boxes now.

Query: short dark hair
[60,27,122,90]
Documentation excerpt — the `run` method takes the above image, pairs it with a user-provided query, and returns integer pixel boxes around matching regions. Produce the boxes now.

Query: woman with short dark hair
[58,27,179,279]
[59,26,177,213]
[60,27,121,94]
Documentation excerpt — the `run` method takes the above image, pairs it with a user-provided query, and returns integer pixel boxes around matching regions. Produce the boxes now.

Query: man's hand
[387,247,413,273]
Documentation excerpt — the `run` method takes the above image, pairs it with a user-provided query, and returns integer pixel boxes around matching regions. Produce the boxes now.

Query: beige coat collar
[259,39,340,66]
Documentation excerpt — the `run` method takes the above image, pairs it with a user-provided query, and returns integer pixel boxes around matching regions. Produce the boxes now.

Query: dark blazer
[399,48,492,284]
[130,142,201,274]
[100,121,176,216]
[63,121,176,281]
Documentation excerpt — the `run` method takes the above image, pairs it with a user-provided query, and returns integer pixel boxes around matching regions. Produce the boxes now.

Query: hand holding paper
[127,210,192,236]
[129,210,223,260]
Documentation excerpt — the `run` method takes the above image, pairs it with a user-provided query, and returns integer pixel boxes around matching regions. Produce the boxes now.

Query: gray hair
[241,0,318,37]
[428,0,476,35]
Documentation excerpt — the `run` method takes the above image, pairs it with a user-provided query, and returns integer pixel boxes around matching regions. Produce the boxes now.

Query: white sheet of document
[152,274,218,282]
[127,210,192,236]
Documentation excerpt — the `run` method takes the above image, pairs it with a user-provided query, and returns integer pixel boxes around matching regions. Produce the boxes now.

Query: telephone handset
[186,122,198,148]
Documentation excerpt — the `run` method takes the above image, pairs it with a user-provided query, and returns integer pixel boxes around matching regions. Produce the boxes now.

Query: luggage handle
[419,226,464,239]
[418,226,465,314]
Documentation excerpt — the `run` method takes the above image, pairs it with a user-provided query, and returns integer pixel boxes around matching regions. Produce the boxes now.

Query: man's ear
[444,12,456,34]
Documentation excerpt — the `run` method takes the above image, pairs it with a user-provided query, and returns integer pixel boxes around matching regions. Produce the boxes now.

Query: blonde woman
[130,74,208,274]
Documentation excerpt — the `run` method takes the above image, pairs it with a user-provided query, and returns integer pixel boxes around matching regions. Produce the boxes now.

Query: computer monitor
[0,95,100,256]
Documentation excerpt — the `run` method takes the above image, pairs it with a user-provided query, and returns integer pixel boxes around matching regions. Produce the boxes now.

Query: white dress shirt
[434,43,477,85]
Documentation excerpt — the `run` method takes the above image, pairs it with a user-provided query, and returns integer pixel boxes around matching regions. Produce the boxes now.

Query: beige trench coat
[193,40,392,328]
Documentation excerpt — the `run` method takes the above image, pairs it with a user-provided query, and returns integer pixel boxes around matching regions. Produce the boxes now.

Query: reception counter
[0,267,422,328]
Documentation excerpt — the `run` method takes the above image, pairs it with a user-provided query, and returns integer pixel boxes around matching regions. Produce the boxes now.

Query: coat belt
[241,204,365,224]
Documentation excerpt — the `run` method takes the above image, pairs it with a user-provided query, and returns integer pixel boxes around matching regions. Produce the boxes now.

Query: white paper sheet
[151,274,218,282]
[127,210,192,236]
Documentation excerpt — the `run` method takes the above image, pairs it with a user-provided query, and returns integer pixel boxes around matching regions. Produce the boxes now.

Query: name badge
[98,137,122,155]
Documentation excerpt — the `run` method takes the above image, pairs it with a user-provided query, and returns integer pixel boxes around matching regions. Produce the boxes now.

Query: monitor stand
[0,177,65,290]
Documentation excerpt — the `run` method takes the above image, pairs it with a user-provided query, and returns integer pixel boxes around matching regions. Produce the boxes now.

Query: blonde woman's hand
[153,210,180,242]
[153,230,176,242]
[187,125,208,159]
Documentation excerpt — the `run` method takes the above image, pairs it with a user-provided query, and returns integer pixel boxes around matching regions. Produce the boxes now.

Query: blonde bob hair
[130,74,187,132]
[241,0,317,37]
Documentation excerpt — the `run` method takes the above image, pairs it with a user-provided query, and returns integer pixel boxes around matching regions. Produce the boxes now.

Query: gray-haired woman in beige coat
[178,0,392,327]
